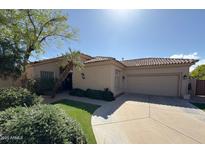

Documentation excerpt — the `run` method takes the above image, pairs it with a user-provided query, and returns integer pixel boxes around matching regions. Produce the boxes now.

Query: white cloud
[170,52,199,59]
[170,52,205,72]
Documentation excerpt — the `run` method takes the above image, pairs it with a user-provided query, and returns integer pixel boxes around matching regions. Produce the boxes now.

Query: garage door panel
[126,75,179,96]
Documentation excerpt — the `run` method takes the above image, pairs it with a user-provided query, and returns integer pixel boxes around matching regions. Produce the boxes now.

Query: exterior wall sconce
[183,74,188,80]
[122,76,125,80]
[81,73,85,79]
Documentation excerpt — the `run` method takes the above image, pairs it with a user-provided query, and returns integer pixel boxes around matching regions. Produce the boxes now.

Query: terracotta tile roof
[29,52,92,65]
[121,58,198,67]
[84,56,115,64]
[29,53,198,68]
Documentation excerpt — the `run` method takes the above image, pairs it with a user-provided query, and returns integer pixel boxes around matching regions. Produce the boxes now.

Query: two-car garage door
[126,74,179,97]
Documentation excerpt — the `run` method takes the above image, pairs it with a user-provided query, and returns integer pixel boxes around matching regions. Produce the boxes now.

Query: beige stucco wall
[73,61,125,96]
[66,62,191,97]
[0,60,64,88]
[25,65,34,79]
[73,63,113,93]
[124,65,190,97]
[29,61,61,79]
[0,78,15,88]
[110,65,125,96]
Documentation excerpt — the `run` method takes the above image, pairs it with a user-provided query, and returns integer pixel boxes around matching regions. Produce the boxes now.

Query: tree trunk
[51,64,72,98]
[23,49,32,72]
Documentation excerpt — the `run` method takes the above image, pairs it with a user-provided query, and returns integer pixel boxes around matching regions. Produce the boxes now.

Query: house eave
[84,59,126,69]
[125,63,196,70]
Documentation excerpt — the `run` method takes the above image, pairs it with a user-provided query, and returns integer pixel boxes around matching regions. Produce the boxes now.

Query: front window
[40,71,54,79]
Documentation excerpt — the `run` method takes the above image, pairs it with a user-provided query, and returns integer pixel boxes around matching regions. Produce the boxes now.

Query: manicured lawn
[54,99,100,144]
[192,102,205,111]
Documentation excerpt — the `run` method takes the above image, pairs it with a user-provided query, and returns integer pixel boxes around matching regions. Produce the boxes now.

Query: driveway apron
[91,94,205,144]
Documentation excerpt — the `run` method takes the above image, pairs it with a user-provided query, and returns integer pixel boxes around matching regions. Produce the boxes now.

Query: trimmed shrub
[0,87,42,111]
[86,89,115,101]
[22,78,61,95]
[34,78,58,95]
[69,88,86,97]
[35,78,55,94]
[22,79,37,94]
[0,104,87,144]
[102,90,115,101]
[85,89,104,100]
[69,88,115,101]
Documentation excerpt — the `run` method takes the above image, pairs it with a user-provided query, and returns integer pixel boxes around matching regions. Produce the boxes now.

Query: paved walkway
[42,92,106,106]
[92,94,205,144]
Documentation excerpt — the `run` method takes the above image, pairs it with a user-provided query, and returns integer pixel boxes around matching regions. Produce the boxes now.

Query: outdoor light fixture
[122,76,125,80]
[183,74,188,80]
[81,73,85,79]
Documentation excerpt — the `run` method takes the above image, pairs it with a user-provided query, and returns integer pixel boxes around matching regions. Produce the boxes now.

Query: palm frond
[62,48,84,71]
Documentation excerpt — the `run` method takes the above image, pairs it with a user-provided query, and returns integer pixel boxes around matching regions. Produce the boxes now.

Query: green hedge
[69,88,86,97]
[85,89,104,100]
[23,78,59,95]
[0,105,87,144]
[34,78,57,95]
[69,88,115,101]
[0,87,42,111]
[102,90,115,101]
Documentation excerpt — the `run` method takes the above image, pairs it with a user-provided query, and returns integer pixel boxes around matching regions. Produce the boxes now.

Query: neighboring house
[24,53,197,97]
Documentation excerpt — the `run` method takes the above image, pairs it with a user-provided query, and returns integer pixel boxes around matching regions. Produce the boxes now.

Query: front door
[61,73,72,90]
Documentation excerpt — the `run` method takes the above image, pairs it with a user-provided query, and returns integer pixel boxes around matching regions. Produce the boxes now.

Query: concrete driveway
[91,94,205,144]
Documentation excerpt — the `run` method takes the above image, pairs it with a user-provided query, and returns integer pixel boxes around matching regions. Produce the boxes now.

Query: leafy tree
[0,39,24,78]
[52,49,84,98]
[0,9,76,78]
[191,64,205,80]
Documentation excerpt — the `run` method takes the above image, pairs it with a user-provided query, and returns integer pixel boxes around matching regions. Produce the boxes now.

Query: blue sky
[33,9,205,70]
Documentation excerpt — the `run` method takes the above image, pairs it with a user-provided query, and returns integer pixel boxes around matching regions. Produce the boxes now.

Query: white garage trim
[126,73,180,97]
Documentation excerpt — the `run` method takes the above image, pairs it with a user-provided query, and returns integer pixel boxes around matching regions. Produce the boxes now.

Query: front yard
[0,87,100,144]
[54,99,100,144]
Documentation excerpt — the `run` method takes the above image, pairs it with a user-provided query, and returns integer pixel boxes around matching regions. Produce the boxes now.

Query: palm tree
[51,49,84,98]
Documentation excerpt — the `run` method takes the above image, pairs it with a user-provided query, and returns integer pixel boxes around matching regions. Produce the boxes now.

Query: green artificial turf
[54,99,100,144]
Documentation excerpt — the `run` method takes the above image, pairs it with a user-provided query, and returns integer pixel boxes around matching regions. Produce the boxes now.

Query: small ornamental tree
[52,49,84,98]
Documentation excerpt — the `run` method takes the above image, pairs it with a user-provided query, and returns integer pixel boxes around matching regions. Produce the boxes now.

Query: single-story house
[24,53,197,97]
